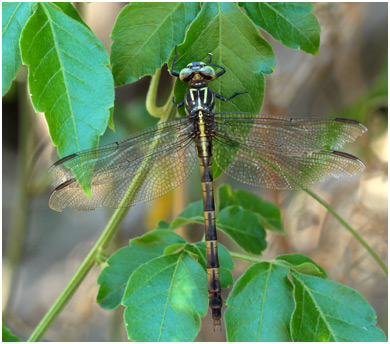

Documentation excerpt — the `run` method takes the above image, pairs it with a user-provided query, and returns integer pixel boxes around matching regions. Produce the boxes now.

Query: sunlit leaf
[2,2,35,96]
[20,3,114,195]
[52,2,88,28]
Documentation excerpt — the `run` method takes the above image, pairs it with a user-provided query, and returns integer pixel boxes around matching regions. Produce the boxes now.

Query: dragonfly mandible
[49,46,367,327]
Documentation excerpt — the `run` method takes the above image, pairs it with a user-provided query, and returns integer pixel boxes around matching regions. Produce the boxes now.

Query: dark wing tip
[48,153,78,173]
[49,178,76,212]
[53,153,78,166]
[332,150,366,172]
[334,117,368,133]
[332,150,359,160]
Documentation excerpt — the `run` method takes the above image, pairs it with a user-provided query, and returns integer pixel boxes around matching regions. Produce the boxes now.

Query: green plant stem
[28,68,178,342]
[230,252,263,263]
[146,68,175,120]
[304,188,388,276]
[27,206,130,342]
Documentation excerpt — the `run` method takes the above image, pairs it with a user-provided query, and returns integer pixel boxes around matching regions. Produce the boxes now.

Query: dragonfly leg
[215,90,248,101]
[210,63,226,79]
[170,45,180,77]
[172,97,185,108]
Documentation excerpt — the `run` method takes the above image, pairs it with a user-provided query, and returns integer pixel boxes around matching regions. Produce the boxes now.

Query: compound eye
[200,66,215,80]
[179,68,193,82]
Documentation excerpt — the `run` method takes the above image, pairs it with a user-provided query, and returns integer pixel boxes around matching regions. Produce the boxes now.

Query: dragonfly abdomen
[195,126,222,327]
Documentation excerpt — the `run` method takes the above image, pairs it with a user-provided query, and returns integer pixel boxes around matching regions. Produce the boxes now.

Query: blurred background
[2,2,387,341]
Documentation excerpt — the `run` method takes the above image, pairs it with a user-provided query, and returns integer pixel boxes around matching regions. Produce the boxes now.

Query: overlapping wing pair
[49,114,366,211]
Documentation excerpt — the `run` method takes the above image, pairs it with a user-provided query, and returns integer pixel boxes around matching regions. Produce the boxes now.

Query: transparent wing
[212,113,366,189]
[49,117,197,211]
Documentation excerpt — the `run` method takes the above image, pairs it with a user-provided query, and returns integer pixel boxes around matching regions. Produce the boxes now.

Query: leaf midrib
[41,3,81,152]
[2,3,22,37]
[158,252,184,341]
[293,273,337,341]
[257,263,272,341]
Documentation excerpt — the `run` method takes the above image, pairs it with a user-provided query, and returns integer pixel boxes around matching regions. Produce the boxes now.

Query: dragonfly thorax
[185,86,216,116]
[190,111,216,139]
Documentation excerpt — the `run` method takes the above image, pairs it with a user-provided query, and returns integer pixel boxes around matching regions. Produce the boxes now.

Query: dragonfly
[49,46,367,327]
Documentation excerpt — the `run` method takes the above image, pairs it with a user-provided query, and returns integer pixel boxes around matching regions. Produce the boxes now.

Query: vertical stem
[27,206,130,342]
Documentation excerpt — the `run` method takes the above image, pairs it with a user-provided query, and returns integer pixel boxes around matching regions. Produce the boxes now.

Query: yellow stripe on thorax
[198,110,207,138]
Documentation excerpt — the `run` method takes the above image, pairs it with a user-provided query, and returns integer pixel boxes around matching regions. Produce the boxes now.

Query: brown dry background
[2,2,388,342]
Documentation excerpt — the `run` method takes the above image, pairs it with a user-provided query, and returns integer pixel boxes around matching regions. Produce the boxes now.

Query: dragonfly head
[179,61,216,82]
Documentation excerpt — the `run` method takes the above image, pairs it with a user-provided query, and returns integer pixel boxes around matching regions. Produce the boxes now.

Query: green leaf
[52,2,89,28]
[20,3,114,195]
[275,253,327,278]
[168,2,276,178]
[163,243,186,255]
[2,324,23,342]
[107,106,115,132]
[157,220,170,229]
[2,2,35,96]
[97,229,186,310]
[169,200,204,229]
[184,242,235,288]
[218,184,284,234]
[290,272,387,342]
[240,2,321,55]
[216,205,267,254]
[111,2,200,86]
[225,262,294,341]
[122,251,208,342]
[169,2,274,113]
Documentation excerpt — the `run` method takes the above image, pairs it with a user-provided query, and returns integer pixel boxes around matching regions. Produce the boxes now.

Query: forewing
[213,113,367,153]
[212,113,366,189]
[49,117,196,211]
